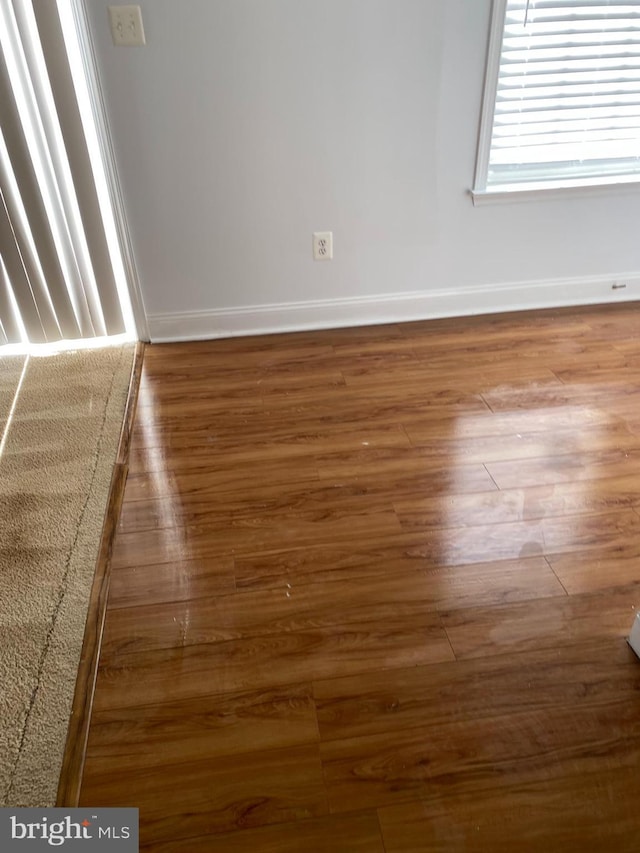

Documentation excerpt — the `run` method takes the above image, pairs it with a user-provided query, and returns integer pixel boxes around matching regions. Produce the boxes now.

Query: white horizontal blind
[488,0,640,187]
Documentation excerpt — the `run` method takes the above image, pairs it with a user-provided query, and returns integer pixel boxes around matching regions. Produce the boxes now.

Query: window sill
[471,177,640,206]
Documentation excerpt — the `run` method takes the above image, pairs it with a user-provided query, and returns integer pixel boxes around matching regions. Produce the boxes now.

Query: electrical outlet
[313,231,333,261]
[108,5,146,46]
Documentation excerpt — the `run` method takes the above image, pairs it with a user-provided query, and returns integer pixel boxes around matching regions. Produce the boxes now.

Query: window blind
[487,0,640,187]
[0,0,129,345]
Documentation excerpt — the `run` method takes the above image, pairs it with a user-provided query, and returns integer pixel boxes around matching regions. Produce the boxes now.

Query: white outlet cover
[313,231,333,261]
[108,5,146,46]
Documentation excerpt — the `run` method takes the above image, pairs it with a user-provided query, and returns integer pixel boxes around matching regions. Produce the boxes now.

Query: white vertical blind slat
[0,189,48,343]
[0,257,24,344]
[31,0,125,337]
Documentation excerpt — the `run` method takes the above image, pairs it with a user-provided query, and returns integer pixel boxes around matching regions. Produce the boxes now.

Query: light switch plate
[108,5,145,46]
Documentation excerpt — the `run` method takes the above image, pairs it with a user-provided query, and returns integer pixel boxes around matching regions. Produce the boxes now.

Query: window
[473,0,640,201]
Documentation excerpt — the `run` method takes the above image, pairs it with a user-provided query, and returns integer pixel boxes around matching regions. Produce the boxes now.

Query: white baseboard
[147,273,640,342]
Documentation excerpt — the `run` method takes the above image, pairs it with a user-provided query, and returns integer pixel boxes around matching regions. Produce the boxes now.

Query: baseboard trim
[147,274,640,342]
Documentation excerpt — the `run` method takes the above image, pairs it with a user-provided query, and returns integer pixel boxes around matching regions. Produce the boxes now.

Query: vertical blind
[0,0,126,345]
[488,0,640,186]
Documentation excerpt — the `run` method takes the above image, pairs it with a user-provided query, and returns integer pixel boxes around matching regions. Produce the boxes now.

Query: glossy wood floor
[80,305,640,851]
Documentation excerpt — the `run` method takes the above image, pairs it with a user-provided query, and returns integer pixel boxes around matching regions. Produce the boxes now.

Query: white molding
[147,274,640,342]
[70,0,150,341]
[471,178,640,206]
[472,0,507,195]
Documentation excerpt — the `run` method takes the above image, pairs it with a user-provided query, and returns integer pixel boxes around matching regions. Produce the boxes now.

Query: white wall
[84,0,640,341]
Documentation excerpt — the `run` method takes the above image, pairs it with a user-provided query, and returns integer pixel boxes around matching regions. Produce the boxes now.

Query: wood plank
[234,535,444,590]
[85,683,319,774]
[136,367,348,409]
[440,587,637,660]
[142,323,402,361]
[611,339,640,355]
[316,453,499,495]
[320,700,640,813]
[388,508,639,566]
[318,421,640,469]
[107,556,235,610]
[142,811,385,853]
[404,404,625,446]
[92,617,454,712]
[549,547,640,595]
[235,544,565,601]
[369,315,597,352]
[552,360,637,385]
[117,491,398,536]
[481,379,640,413]
[99,564,560,657]
[486,447,640,489]
[403,341,627,375]
[141,360,346,388]
[80,744,328,845]
[101,571,451,653]
[377,768,640,852]
[131,394,264,427]
[111,508,402,566]
[314,638,640,743]
[142,335,340,361]
[394,474,640,530]
[343,362,562,389]
[255,385,492,421]
[118,463,496,534]
[575,305,640,340]
[129,421,411,463]
[123,461,321,502]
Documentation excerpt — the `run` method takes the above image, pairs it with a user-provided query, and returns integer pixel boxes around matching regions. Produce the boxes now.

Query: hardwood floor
[80,305,640,851]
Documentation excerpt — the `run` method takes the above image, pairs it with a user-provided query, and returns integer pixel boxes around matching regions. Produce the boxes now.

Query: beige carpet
[0,344,134,807]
